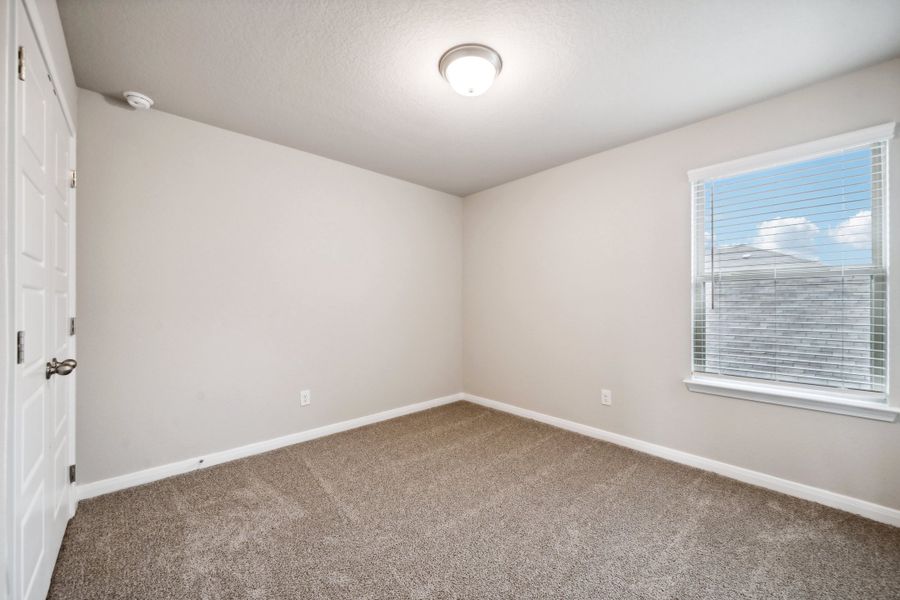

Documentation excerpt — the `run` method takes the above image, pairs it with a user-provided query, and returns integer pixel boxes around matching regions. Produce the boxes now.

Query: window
[686,124,898,421]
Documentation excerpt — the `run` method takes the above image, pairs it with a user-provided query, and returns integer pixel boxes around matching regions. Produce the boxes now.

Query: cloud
[752,216,820,257]
[829,210,871,249]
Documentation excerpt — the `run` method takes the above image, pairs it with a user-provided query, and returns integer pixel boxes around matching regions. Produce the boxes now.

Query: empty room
[2,1,900,598]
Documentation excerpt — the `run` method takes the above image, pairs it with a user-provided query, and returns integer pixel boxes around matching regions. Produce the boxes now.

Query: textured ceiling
[58,0,900,196]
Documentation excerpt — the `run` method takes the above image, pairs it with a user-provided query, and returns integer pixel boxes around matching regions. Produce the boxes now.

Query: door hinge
[70,169,77,189]
[69,317,76,336]
[69,464,76,484]
[17,46,24,81]
[16,331,24,364]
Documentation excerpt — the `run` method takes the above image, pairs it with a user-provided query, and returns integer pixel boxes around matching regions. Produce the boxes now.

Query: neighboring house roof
[706,244,821,273]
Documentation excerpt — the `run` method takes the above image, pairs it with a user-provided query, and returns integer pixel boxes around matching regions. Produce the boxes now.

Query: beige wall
[463,58,900,509]
[76,89,462,484]
[78,58,900,508]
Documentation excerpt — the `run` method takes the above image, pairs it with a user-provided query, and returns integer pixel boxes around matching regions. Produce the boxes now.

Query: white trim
[684,375,898,422]
[462,393,900,527]
[688,122,896,182]
[688,123,895,417]
[1,3,14,599]
[76,393,463,501]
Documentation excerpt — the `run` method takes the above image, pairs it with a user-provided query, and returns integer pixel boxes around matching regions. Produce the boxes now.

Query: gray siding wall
[700,273,883,391]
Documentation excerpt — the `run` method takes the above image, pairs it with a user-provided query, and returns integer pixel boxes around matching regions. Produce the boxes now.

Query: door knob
[46,358,77,380]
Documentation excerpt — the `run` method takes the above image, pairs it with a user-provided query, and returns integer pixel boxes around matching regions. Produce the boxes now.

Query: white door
[12,5,77,600]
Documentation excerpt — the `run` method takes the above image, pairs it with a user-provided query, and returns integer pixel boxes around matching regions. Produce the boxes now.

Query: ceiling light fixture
[439,44,502,97]
[123,91,154,110]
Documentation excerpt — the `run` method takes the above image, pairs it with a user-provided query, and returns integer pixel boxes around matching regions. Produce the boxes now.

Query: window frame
[684,122,898,422]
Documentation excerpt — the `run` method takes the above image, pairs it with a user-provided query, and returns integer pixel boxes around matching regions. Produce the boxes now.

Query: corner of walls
[76,90,463,486]
[460,58,900,511]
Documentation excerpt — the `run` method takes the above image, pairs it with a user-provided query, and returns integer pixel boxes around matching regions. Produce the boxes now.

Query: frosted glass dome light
[439,44,502,97]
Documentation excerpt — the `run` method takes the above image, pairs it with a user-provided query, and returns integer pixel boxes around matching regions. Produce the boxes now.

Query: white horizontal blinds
[693,141,887,393]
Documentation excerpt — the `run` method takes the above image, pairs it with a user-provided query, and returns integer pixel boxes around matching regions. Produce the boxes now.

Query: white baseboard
[77,390,900,528]
[76,392,464,501]
[462,393,900,528]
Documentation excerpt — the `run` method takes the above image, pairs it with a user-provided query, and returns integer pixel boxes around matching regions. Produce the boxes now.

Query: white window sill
[684,375,899,422]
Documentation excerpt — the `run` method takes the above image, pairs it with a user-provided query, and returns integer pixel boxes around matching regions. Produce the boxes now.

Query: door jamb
[66,133,76,517]
[1,0,15,598]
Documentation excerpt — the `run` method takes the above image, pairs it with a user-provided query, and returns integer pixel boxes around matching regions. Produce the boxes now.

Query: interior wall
[76,89,462,484]
[463,58,900,510]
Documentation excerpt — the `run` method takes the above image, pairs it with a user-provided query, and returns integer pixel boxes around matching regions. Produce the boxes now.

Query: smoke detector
[123,91,153,110]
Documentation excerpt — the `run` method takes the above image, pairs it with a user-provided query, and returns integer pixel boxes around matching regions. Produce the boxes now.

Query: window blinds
[692,141,887,393]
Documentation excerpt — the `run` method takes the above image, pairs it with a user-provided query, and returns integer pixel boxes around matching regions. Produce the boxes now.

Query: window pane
[693,142,886,393]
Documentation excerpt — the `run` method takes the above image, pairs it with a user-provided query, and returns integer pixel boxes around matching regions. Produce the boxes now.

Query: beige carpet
[50,401,900,599]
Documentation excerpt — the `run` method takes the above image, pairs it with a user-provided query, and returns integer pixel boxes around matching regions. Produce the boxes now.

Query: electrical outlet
[300,390,311,406]
[601,389,612,406]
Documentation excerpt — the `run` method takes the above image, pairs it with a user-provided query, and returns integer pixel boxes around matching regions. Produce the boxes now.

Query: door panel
[20,288,44,365]
[54,215,67,273]
[21,64,45,165]
[19,388,44,488]
[13,4,76,599]
[52,435,68,519]
[54,123,69,198]
[20,484,46,598]
[20,175,44,262]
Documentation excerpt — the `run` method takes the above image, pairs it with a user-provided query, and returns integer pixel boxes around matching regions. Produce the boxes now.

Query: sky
[704,146,879,270]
